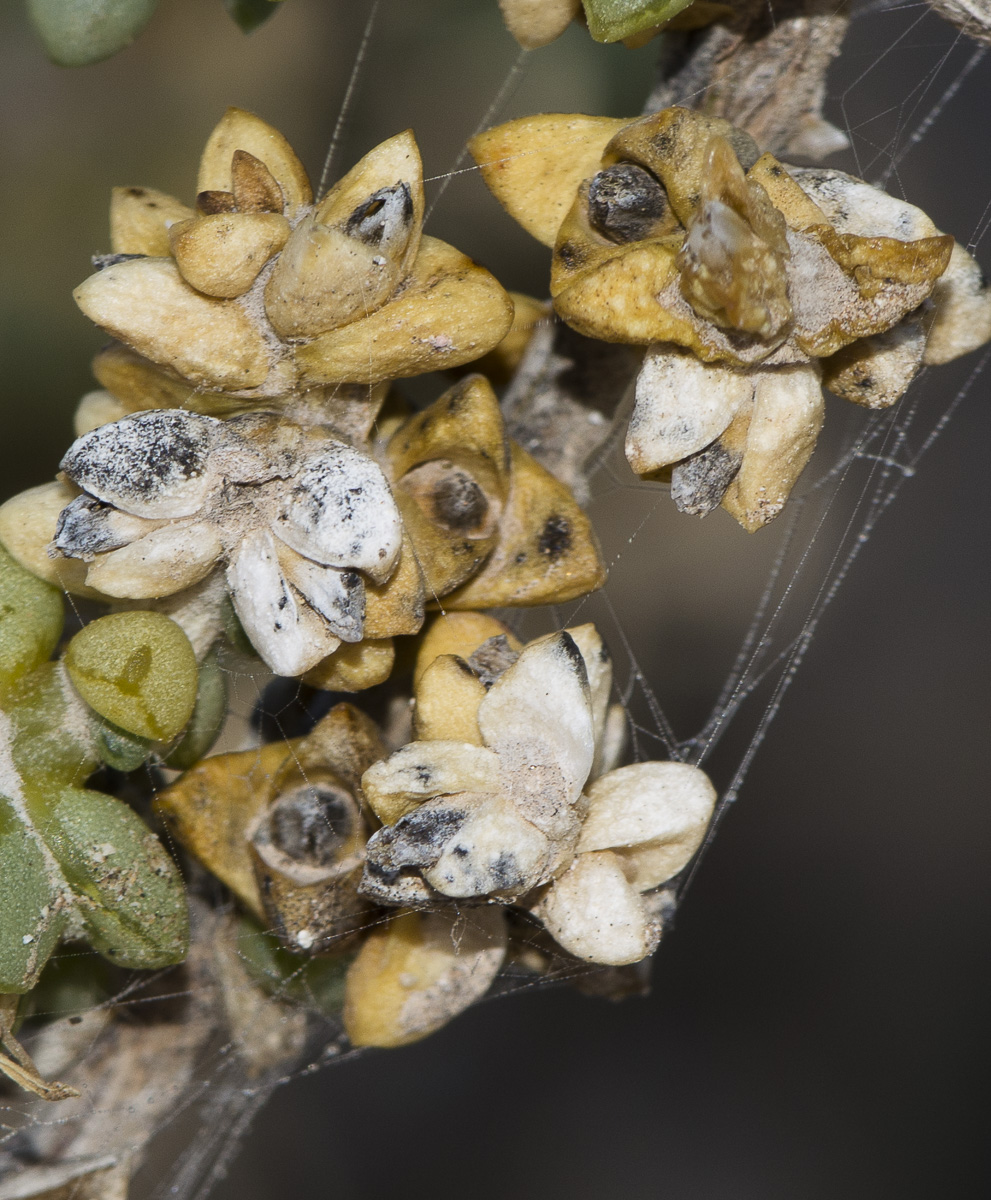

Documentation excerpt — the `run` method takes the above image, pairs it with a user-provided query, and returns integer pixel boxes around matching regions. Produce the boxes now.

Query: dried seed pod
[361,629,599,906]
[474,104,985,528]
[387,375,509,596]
[343,907,507,1048]
[444,443,606,608]
[265,130,423,338]
[249,779,368,953]
[53,409,405,677]
[156,703,386,946]
[75,112,514,408]
[361,622,716,966]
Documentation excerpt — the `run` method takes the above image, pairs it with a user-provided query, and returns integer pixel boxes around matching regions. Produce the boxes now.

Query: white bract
[360,623,718,966]
[628,167,991,531]
[54,409,402,676]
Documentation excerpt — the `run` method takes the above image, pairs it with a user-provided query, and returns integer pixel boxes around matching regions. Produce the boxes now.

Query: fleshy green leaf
[235,915,350,1017]
[5,663,100,794]
[223,0,283,35]
[0,798,66,994]
[26,0,161,67]
[96,721,153,773]
[0,543,63,699]
[22,951,115,1023]
[65,611,198,741]
[163,649,227,770]
[581,0,695,42]
[47,787,189,969]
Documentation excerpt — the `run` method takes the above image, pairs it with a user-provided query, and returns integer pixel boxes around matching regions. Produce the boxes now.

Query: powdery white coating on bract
[60,410,220,520]
[362,741,503,825]
[627,349,754,475]
[277,554,364,643]
[476,632,595,841]
[367,791,552,900]
[55,408,406,675]
[789,168,939,241]
[54,496,152,559]
[419,793,550,898]
[85,521,223,599]
[266,441,402,582]
[226,528,341,678]
[536,850,660,965]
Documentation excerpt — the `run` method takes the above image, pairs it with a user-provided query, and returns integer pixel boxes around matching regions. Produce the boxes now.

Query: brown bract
[73,108,514,407]
[155,703,386,954]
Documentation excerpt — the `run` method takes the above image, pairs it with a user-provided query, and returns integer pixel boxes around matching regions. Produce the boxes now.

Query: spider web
[1,2,989,1197]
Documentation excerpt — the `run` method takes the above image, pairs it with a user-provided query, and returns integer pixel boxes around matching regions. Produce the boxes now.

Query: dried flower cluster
[0,105,641,1107]
[154,612,715,1048]
[472,106,991,528]
[3,14,988,1185]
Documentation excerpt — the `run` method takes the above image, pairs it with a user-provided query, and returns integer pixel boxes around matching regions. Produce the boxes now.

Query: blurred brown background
[1,1,989,1196]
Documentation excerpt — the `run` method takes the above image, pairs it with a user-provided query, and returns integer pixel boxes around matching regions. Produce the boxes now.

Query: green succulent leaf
[0,700,188,990]
[223,0,283,35]
[96,721,153,773]
[0,543,63,700]
[163,649,228,770]
[235,915,350,1017]
[0,797,67,994]
[65,611,198,742]
[26,0,161,67]
[581,0,696,42]
[20,951,115,1024]
[46,787,189,970]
